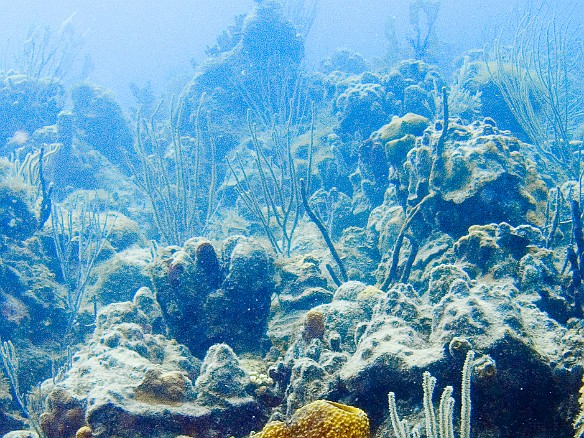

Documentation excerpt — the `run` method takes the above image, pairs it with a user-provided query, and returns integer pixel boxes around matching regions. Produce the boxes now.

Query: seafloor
[1,2,584,438]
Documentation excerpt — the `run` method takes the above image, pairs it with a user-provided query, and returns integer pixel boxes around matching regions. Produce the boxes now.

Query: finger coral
[251,399,369,437]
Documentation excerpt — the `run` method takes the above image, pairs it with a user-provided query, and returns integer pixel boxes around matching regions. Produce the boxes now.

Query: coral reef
[70,83,134,173]
[0,74,65,153]
[194,343,250,406]
[0,160,38,240]
[134,369,194,404]
[40,388,86,438]
[328,59,443,142]
[1,4,584,438]
[321,49,368,75]
[180,1,305,134]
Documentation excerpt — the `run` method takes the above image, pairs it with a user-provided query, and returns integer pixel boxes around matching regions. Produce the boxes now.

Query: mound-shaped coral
[0,159,38,240]
[251,399,369,438]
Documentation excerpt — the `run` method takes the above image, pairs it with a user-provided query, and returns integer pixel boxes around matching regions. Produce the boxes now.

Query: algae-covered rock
[369,118,548,258]
[134,369,194,404]
[40,388,86,438]
[337,226,380,285]
[0,73,65,149]
[454,222,544,277]
[403,85,434,118]
[38,287,267,438]
[278,287,333,312]
[195,343,250,406]
[89,247,151,305]
[180,1,304,134]
[433,122,547,235]
[374,113,430,144]
[71,83,133,172]
[0,159,37,240]
[275,253,333,317]
[321,49,368,75]
[334,81,394,139]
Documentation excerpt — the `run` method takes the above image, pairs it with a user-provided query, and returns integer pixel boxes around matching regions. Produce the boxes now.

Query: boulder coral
[194,343,250,407]
[0,160,37,240]
[134,369,194,404]
[180,1,305,133]
[251,399,369,438]
[40,388,86,438]
[70,83,133,173]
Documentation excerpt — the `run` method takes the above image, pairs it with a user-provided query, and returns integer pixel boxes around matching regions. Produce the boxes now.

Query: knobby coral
[251,399,369,437]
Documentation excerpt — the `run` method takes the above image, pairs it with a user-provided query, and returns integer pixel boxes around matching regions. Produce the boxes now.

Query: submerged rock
[0,159,37,240]
[37,288,268,438]
[195,343,250,406]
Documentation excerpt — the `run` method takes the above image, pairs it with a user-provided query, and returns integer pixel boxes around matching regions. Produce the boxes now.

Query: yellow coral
[252,421,290,437]
[252,400,369,437]
[75,425,92,438]
[357,285,384,301]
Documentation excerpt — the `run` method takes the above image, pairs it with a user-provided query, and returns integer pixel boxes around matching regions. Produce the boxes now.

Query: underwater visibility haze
[0,0,584,437]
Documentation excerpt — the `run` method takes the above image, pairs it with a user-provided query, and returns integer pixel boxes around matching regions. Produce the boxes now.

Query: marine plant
[300,177,348,284]
[388,351,475,438]
[408,0,441,62]
[10,15,85,81]
[228,109,313,256]
[50,196,114,338]
[443,56,482,122]
[10,144,55,230]
[281,0,319,39]
[0,338,49,436]
[488,10,584,180]
[230,1,307,129]
[0,339,28,418]
[0,73,65,145]
[564,198,584,317]
[131,95,219,246]
[380,87,449,290]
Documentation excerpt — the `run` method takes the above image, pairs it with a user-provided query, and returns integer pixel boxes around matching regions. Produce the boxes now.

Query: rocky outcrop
[38,289,267,438]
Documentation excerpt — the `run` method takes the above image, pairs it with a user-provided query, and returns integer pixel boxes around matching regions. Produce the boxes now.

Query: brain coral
[251,399,369,437]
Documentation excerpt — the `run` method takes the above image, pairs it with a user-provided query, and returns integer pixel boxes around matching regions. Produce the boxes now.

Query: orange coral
[251,400,369,437]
